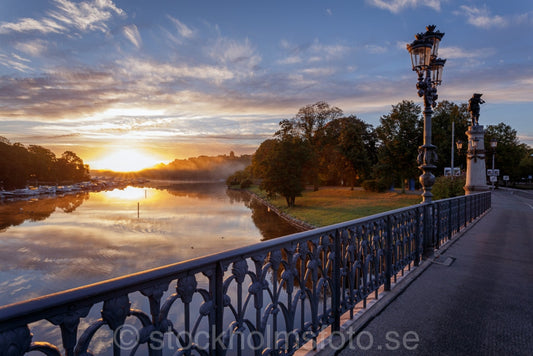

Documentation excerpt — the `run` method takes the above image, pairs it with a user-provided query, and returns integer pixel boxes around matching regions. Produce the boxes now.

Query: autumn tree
[0,138,90,189]
[252,136,310,207]
[277,101,343,190]
[28,145,57,182]
[319,116,377,188]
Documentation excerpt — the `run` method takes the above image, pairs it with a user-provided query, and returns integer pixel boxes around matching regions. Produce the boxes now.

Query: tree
[320,116,377,188]
[252,137,310,207]
[0,142,31,189]
[485,123,529,183]
[431,101,470,175]
[518,147,533,182]
[277,101,343,190]
[375,100,423,191]
[28,145,57,182]
[0,141,89,189]
[55,151,90,182]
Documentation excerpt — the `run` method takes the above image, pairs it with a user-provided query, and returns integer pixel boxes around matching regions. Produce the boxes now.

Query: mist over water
[0,182,300,306]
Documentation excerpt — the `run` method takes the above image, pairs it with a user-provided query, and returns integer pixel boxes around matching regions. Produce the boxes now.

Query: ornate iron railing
[0,192,491,356]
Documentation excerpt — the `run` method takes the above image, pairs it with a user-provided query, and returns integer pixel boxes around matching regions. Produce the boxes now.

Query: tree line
[228,101,532,207]
[0,137,90,189]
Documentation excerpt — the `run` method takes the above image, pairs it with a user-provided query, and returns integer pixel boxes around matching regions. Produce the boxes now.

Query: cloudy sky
[1,0,532,170]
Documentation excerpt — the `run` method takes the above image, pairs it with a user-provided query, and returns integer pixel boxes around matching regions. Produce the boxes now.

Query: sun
[92,148,163,172]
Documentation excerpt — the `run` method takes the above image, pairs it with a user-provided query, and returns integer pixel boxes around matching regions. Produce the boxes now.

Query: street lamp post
[407,25,446,204]
[490,138,498,190]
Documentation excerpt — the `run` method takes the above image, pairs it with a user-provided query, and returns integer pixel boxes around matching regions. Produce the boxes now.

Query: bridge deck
[332,189,533,355]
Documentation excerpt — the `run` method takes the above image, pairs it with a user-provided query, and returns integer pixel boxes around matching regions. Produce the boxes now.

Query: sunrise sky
[1,0,532,171]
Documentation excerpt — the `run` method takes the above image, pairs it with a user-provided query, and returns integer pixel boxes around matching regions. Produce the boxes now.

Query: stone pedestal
[464,125,489,194]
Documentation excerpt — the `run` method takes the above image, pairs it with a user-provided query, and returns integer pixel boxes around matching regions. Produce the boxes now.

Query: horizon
[1,0,532,171]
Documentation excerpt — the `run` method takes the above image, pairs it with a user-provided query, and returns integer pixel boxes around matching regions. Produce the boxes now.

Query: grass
[248,186,422,227]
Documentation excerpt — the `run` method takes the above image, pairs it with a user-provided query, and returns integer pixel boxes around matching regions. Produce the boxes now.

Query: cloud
[299,67,336,77]
[309,40,350,61]
[514,12,533,26]
[367,0,442,13]
[364,44,387,54]
[207,37,261,78]
[457,5,507,29]
[277,55,302,65]
[278,39,351,65]
[118,57,235,84]
[0,0,124,35]
[48,0,125,32]
[0,53,32,72]
[123,24,141,48]
[14,39,49,56]
[439,46,495,59]
[168,16,195,39]
[0,17,66,34]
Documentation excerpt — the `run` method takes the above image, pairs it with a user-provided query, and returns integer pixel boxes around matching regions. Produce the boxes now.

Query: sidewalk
[332,189,533,355]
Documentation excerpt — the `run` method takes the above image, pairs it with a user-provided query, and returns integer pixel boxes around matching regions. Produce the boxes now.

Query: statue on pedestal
[467,93,485,126]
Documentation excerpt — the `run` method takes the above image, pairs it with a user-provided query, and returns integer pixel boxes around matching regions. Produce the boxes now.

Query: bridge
[329,189,533,355]
[1,190,517,355]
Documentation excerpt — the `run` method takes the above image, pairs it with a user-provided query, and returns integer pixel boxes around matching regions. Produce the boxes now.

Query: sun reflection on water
[101,186,148,201]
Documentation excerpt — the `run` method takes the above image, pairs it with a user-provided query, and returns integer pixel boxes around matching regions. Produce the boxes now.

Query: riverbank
[245,185,422,228]
[244,189,316,231]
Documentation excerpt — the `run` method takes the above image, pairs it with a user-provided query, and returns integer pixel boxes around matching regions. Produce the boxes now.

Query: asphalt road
[337,189,533,355]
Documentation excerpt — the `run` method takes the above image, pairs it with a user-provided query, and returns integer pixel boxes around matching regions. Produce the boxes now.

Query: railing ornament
[177,275,197,304]
[0,326,32,356]
[47,305,90,355]
[231,259,248,284]
[101,295,130,330]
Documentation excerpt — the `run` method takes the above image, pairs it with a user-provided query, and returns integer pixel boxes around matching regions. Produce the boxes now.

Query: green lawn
[249,186,422,227]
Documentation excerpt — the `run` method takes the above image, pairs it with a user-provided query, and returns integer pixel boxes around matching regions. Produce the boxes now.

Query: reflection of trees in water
[226,188,302,240]
[149,181,226,199]
[225,188,251,205]
[0,193,88,231]
[246,197,302,240]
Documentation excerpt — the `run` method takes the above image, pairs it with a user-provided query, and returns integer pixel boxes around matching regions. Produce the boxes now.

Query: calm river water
[0,182,301,307]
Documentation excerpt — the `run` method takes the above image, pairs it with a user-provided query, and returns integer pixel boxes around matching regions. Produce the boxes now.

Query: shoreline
[239,188,316,231]
[0,178,148,202]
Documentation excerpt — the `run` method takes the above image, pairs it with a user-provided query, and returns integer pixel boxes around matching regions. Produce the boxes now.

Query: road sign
[490,176,497,182]
[487,169,493,176]
[494,169,500,176]
[503,175,509,181]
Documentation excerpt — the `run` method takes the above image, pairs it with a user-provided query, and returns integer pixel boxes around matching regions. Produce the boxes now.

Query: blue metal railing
[0,191,491,356]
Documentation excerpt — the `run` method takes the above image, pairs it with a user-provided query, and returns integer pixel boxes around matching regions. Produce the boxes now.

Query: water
[0,182,301,307]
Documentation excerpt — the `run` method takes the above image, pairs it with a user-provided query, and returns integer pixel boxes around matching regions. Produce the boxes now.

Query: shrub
[240,178,252,189]
[432,176,466,200]
[362,179,388,192]
[226,169,252,188]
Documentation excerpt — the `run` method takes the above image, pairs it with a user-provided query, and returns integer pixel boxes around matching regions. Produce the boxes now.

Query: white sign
[494,169,500,176]
[444,167,461,177]
[503,175,509,181]
[487,169,493,176]
[490,176,497,182]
